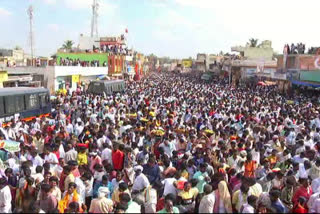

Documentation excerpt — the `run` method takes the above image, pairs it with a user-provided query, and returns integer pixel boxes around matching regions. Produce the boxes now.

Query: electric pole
[27,5,34,66]
[91,0,99,38]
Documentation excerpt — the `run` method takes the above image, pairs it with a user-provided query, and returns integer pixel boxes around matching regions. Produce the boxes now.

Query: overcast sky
[1,0,319,58]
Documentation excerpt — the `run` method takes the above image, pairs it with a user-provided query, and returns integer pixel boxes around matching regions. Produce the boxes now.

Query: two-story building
[223,40,277,86]
[276,53,320,88]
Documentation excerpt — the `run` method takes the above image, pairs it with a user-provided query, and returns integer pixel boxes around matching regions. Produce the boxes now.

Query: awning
[291,80,320,88]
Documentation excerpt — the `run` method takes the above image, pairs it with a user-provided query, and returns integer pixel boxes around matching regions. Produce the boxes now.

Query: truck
[87,80,126,95]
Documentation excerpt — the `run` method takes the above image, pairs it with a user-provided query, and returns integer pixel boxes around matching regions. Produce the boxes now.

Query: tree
[62,40,74,50]
[14,46,22,50]
[248,38,258,47]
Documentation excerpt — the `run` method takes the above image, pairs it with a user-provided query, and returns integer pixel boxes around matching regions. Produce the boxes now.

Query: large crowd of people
[0,72,320,213]
[59,58,107,67]
[99,45,129,56]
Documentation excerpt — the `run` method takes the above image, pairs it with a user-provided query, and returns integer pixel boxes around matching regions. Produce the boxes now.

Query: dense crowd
[99,45,129,56]
[0,72,320,213]
[59,58,107,67]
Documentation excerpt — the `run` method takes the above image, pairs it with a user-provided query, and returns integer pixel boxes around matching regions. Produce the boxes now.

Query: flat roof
[0,87,49,96]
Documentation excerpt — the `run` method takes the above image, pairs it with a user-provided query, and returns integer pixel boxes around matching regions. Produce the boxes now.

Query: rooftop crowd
[0,72,320,213]
[58,58,107,67]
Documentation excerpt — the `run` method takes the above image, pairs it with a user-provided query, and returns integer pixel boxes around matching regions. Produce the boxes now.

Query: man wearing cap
[74,119,84,137]
[132,166,150,199]
[89,187,113,213]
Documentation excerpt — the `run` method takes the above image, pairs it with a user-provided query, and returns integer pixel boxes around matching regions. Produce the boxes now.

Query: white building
[6,66,109,94]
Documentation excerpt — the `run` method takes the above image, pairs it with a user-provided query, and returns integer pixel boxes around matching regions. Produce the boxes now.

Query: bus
[0,87,51,125]
[87,80,126,95]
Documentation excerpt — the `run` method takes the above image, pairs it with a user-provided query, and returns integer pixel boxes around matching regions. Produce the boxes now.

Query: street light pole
[229,58,233,85]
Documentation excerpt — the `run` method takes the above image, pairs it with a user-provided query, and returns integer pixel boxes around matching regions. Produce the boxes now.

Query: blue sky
[1,0,320,58]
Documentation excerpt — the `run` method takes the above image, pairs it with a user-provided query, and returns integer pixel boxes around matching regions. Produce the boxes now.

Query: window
[0,97,4,116]
[5,96,15,114]
[26,94,39,109]
[15,96,25,112]
[109,59,112,66]
[39,93,48,107]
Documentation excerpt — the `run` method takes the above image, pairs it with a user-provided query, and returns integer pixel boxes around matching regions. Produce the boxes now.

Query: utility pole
[91,0,99,38]
[27,5,34,66]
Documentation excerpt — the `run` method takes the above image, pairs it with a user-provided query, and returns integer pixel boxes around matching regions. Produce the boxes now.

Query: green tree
[62,40,74,50]
[14,45,22,50]
[248,38,258,47]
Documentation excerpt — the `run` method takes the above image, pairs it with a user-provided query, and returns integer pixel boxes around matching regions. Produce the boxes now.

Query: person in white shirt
[199,184,215,213]
[101,143,112,164]
[307,189,320,213]
[227,150,240,168]
[64,144,78,163]
[132,166,150,193]
[66,120,74,135]
[74,120,84,137]
[28,149,44,167]
[311,197,320,213]
[241,195,257,213]
[251,145,260,165]
[7,125,16,140]
[33,166,44,185]
[120,193,141,213]
[162,175,177,197]
[312,178,320,194]
[0,178,12,213]
[75,173,91,205]
[43,147,59,168]
[159,139,176,158]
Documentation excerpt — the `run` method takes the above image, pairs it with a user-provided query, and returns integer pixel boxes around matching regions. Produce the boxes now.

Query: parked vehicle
[0,87,51,125]
[87,80,126,95]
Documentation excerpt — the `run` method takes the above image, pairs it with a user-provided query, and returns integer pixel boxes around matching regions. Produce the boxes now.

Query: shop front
[53,66,108,93]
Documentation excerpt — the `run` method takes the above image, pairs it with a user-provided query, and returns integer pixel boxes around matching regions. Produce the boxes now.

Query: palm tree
[248,38,258,47]
[62,40,74,50]
[14,45,22,50]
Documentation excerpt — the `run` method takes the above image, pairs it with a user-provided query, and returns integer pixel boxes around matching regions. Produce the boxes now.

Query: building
[195,53,207,72]
[98,36,126,49]
[276,53,320,89]
[0,48,26,67]
[224,40,277,85]
[108,55,124,77]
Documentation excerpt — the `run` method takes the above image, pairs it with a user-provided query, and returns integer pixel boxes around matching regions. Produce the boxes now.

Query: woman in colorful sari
[58,182,82,213]
[213,174,233,213]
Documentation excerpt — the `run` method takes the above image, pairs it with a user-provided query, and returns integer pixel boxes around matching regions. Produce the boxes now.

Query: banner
[0,71,8,82]
[182,60,192,68]
[72,75,80,83]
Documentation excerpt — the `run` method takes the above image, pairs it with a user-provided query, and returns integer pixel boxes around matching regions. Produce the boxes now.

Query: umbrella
[0,140,20,152]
